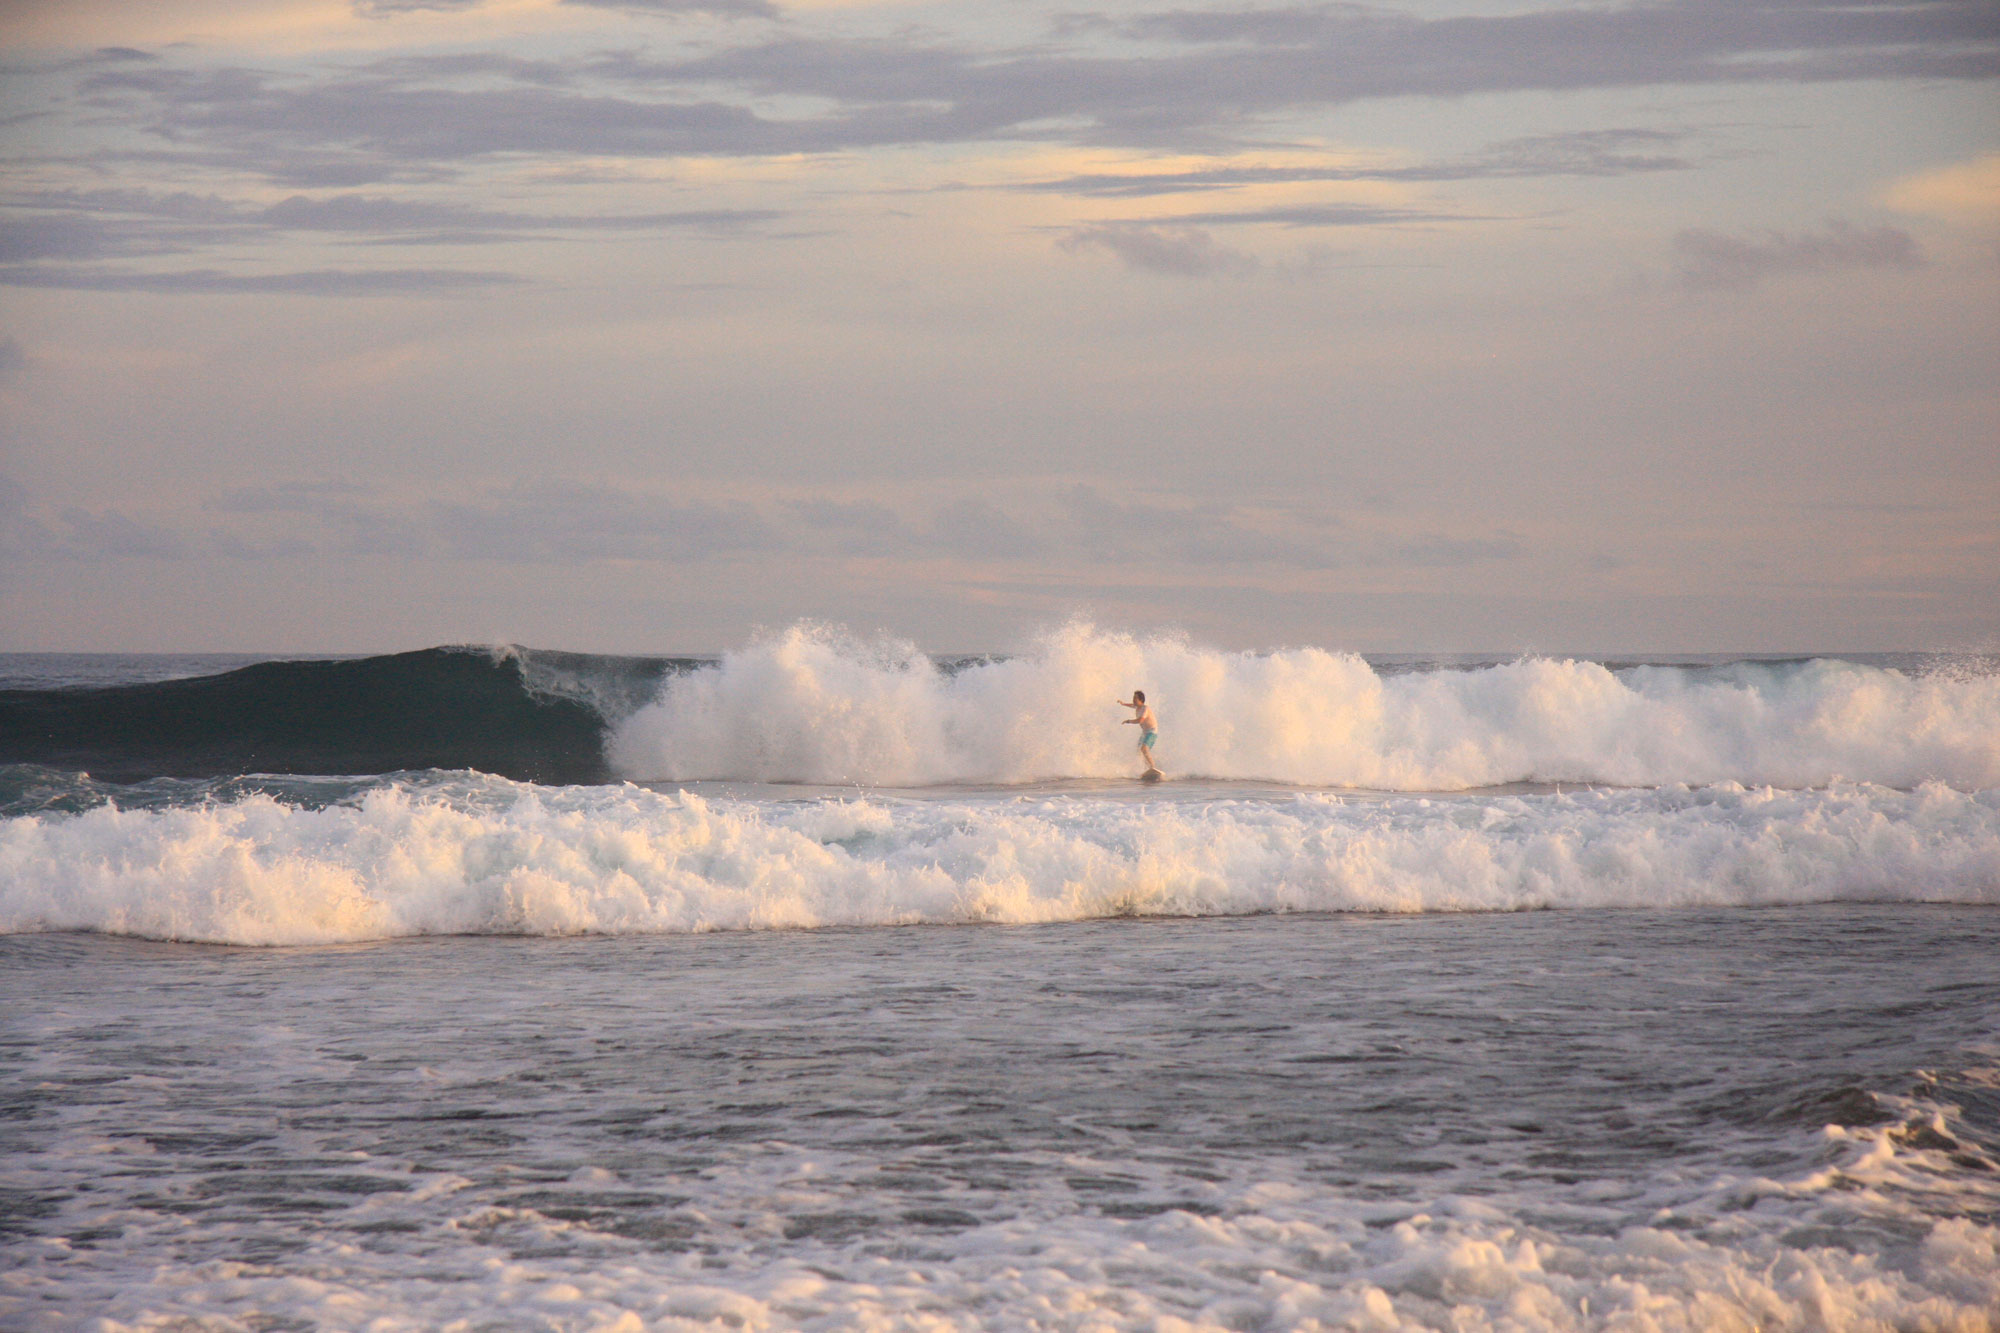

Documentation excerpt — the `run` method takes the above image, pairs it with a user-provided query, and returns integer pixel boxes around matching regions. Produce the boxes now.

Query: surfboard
[1141,767,1164,784]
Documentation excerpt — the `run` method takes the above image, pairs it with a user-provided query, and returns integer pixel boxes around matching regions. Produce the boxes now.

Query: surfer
[1117,691,1159,773]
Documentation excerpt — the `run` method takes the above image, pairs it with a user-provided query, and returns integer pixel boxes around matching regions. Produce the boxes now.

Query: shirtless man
[1117,690,1159,771]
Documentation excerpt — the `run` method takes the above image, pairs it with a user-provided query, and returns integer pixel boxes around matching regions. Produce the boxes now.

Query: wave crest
[608,624,2000,789]
[4,779,1995,945]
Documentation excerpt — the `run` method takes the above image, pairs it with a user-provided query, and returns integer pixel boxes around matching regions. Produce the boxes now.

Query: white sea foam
[4,779,1995,944]
[606,624,2000,790]
[18,1133,1999,1333]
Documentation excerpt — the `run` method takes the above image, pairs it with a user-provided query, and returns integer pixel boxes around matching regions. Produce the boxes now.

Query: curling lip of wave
[608,624,2000,791]
[1,779,1995,945]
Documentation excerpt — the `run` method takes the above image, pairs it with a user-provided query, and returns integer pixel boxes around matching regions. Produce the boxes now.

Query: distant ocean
[3,624,1997,1330]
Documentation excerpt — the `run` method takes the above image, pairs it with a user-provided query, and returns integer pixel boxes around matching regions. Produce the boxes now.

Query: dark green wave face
[0,648,689,785]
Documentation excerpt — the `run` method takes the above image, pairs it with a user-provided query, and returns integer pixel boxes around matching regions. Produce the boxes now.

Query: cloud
[0,337,24,379]
[354,0,490,14]
[8,188,242,225]
[51,1,1999,175]
[1883,153,2000,225]
[1139,203,1471,228]
[254,193,779,236]
[370,53,575,86]
[78,65,784,167]
[54,507,192,560]
[1059,486,1343,567]
[929,498,1044,560]
[0,474,42,562]
[262,194,519,232]
[787,498,922,556]
[205,480,786,560]
[1059,223,1255,276]
[1460,128,1694,179]
[651,1,1997,151]
[1671,219,1924,291]
[1038,488,1531,571]
[0,216,112,263]
[1115,0,1997,70]
[0,185,780,294]
[430,484,781,561]
[563,0,780,18]
[0,265,519,294]
[25,481,791,565]
[1016,130,1698,198]
[4,476,1536,576]
[0,201,253,266]
[1384,534,1526,567]
[0,186,784,292]
[205,480,427,555]
[208,480,382,513]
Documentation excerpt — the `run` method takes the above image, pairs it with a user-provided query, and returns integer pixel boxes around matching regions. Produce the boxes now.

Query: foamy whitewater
[3,626,1997,1331]
[3,779,1999,945]
[608,625,2000,790]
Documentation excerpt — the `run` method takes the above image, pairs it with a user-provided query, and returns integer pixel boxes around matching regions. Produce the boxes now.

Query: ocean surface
[2,624,1997,1330]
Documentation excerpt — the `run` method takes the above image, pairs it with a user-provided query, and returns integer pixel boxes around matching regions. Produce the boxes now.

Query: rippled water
[5,905,1996,1330]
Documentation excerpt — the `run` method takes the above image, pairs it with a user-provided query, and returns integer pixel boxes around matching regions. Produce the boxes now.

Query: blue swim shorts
[1141,730,1159,748]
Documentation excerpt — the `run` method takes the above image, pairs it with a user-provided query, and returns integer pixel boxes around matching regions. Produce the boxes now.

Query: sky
[0,0,1995,654]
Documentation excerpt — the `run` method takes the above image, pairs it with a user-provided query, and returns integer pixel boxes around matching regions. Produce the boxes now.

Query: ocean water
[2,624,1997,1330]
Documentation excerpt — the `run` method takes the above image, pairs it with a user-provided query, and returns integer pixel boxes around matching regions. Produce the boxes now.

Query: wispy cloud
[1058,486,1343,567]
[1386,534,1526,567]
[1058,223,1255,276]
[1671,219,1924,291]
[6,477,1528,573]
[786,498,924,557]
[0,265,519,294]
[255,193,780,236]
[562,0,780,18]
[430,484,779,561]
[354,0,490,15]
[1014,130,1698,198]
[46,1,1997,181]
[4,187,783,240]
[930,498,1045,560]
[1139,203,1474,228]
[0,216,118,263]
[0,186,782,290]
[17,506,195,560]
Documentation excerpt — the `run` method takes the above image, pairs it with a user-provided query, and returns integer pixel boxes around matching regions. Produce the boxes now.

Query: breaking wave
[609,623,2000,790]
[3,777,1995,945]
[7,626,1996,792]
